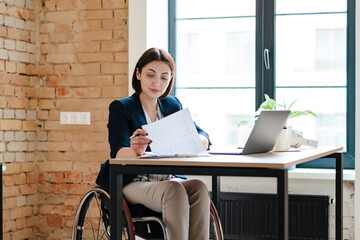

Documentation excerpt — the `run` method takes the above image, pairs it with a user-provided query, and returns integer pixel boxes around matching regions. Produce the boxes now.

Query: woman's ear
[136,68,141,80]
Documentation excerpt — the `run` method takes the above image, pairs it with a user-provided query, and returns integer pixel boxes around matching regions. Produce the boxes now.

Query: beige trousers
[123,178,210,240]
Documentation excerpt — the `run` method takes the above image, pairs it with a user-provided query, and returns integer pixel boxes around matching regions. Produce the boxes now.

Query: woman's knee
[162,181,188,203]
[186,179,209,198]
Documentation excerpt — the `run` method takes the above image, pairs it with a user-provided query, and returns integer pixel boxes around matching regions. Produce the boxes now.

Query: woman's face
[137,61,171,100]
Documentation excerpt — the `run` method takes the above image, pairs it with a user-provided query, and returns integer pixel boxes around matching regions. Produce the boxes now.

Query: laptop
[209,110,291,155]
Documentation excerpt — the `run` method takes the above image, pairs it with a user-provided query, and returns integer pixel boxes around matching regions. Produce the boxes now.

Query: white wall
[128,0,168,96]
[354,0,360,238]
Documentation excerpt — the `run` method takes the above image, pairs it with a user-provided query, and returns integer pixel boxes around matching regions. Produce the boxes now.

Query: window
[169,0,355,168]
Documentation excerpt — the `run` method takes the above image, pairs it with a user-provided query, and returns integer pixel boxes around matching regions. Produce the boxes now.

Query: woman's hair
[132,48,175,100]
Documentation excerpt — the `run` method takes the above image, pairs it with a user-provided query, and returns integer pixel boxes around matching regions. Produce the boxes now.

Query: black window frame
[168,0,355,169]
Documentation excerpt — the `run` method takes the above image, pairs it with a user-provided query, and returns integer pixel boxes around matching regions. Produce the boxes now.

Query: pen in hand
[130,133,152,145]
[129,134,141,139]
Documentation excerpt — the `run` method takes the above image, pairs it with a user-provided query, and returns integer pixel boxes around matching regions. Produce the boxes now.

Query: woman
[96,48,211,240]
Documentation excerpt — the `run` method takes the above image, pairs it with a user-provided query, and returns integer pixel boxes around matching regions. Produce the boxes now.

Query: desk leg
[335,153,343,240]
[212,176,221,217]
[277,170,288,240]
[110,168,123,240]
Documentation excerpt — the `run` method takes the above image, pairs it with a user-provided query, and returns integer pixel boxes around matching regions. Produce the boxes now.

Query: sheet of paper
[142,108,209,156]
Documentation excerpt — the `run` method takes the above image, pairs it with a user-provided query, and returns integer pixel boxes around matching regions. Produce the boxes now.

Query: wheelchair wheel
[72,187,135,240]
[210,200,224,240]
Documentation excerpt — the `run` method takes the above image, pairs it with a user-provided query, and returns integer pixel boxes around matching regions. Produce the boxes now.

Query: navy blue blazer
[96,93,210,190]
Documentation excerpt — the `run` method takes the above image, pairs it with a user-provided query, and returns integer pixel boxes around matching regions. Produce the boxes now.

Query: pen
[175,154,198,158]
[129,134,141,139]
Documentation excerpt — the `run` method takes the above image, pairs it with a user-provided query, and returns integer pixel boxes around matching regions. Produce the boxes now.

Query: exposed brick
[0,120,22,130]
[56,22,73,32]
[46,53,76,64]
[76,87,101,98]
[56,87,72,98]
[39,99,55,109]
[47,215,64,227]
[40,23,56,33]
[102,86,127,98]
[73,41,100,52]
[38,87,55,98]
[73,20,101,31]
[103,0,124,8]
[56,0,73,10]
[38,65,53,75]
[76,52,113,63]
[101,62,127,74]
[79,10,113,20]
[74,0,102,9]
[53,64,70,74]
[22,121,38,131]
[71,62,100,75]
[64,172,81,183]
[6,61,16,73]
[7,98,28,109]
[44,11,77,22]
[75,30,113,41]
[101,40,127,52]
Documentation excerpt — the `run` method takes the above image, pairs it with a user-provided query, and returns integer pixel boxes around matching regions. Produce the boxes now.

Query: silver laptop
[209,110,291,155]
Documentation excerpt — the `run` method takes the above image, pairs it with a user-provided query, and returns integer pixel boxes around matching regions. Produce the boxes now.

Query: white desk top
[110,146,343,169]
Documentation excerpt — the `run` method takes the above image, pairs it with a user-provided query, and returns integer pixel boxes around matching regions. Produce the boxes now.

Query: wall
[1,0,129,239]
[1,0,39,239]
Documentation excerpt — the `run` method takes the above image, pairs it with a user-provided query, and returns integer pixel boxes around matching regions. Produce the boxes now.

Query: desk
[109,146,343,240]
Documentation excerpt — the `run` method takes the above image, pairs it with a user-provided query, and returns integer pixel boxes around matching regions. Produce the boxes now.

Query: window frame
[168,0,355,169]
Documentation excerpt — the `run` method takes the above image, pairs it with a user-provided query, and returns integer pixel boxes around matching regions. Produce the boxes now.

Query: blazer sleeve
[107,100,132,158]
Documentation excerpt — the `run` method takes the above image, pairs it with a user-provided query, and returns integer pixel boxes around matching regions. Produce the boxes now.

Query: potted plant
[238,94,317,151]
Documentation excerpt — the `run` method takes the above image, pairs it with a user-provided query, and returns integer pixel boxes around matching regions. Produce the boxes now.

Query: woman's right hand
[130,129,152,156]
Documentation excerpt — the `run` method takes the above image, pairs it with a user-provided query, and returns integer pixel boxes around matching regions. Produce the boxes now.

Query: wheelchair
[72,186,224,240]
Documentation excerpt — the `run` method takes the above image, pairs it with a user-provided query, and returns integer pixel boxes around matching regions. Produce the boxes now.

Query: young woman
[96,48,211,240]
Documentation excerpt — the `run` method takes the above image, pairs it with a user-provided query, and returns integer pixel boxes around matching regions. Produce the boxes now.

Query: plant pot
[273,126,292,152]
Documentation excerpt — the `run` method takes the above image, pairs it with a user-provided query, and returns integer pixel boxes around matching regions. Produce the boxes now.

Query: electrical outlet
[60,112,91,125]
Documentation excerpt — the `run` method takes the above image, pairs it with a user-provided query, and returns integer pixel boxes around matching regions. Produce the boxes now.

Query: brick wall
[1,0,129,239]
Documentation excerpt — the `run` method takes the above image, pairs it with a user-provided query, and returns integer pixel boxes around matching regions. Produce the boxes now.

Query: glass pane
[276,88,346,150]
[177,0,255,19]
[276,0,346,14]
[176,18,255,88]
[176,89,255,147]
[276,14,347,87]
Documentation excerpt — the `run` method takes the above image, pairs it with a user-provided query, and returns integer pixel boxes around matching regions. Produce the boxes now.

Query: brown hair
[132,48,175,100]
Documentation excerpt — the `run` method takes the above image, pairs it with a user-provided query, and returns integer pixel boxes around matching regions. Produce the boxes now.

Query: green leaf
[288,99,299,110]
[237,120,250,127]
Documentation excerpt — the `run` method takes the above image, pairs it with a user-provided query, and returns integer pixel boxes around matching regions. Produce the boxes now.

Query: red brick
[103,0,125,8]
[47,215,64,227]
[56,22,73,32]
[83,173,97,184]
[74,0,102,9]
[53,64,70,74]
[76,87,101,98]
[7,28,29,41]
[64,172,81,183]
[7,98,28,109]
[6,61,16,73]
[79,10,113,20]
[3,176,15,187]
[56,87,72,97]
[73,20,101,31]
[38,65,53,75]
[38,204,73,216]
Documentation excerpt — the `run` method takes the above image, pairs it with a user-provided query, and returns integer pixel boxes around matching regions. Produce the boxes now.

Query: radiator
[219,192,329,240]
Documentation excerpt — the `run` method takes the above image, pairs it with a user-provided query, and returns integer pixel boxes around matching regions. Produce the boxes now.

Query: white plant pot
[273,126,292,152]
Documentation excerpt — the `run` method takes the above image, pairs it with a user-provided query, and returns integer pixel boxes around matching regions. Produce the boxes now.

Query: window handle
[264,48,270,70]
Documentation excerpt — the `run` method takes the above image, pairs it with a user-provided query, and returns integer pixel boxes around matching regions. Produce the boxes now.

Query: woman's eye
[161,77,169,81]
[147,74,154,78]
